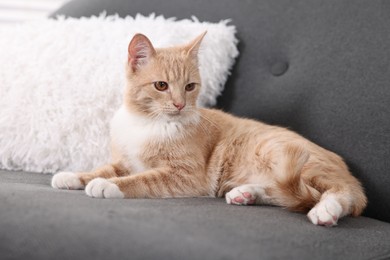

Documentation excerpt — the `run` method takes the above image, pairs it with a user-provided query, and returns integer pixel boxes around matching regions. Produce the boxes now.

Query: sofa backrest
[53,0,390,223]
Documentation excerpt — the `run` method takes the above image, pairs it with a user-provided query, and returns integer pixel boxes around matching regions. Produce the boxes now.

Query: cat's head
[124,32,206,122]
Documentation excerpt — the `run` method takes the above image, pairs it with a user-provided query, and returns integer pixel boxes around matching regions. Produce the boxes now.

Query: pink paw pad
[225,187,258,206]
[242,192,252,198]
[233,196,244,203]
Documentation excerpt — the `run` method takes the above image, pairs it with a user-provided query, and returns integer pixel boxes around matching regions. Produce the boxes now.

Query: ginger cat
[52,32,367,226]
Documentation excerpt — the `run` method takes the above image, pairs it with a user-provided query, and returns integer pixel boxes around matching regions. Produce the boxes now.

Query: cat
[52,32,367,227]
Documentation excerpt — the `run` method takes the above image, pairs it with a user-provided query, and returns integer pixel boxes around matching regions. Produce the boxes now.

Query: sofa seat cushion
[1,170,389,260]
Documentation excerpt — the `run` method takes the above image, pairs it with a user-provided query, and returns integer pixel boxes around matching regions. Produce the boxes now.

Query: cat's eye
[154,81,169,91]
[185,83,196,92]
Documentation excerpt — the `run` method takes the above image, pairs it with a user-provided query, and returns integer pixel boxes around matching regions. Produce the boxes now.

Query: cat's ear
[128,34,156,72]
[184,31,207,59]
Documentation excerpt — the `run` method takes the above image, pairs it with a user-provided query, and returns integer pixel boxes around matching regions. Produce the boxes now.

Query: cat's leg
[51,163,129,190]
[307,192,344,226]
[307,185,366,227]
[225,184,277,206]
[85,167,205,199]
[299,161,367,226]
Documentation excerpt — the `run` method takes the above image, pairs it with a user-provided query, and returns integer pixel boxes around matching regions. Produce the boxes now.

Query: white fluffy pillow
[0,14,238,173]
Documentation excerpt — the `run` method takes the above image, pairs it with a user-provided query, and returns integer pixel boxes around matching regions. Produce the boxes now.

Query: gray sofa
[1,0,390,259]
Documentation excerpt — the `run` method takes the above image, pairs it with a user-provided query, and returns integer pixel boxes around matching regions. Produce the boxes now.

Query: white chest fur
[110,105,194,173]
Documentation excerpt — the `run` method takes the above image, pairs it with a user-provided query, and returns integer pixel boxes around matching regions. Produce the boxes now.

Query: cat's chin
[163,112,184,121]
[166,111,181,116]
[162,110,187,118]
[159,111,200,125]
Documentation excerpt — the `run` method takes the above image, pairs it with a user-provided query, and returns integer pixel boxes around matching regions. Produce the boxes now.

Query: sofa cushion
[1,170,390,260]
[52,0,390,223]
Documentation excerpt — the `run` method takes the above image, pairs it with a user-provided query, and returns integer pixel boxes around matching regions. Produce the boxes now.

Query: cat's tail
[272,145,321,212]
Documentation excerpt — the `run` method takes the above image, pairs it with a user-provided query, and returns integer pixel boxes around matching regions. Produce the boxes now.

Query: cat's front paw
[226,187,256,205]
[51,171,84,190]
[307,197,343,227]
[85,178,124,199]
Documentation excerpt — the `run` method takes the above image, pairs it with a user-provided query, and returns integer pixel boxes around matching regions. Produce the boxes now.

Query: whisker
[148,109,164,121]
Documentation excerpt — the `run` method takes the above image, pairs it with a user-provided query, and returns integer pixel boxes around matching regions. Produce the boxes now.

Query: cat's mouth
[161,109,183,117]
[162,110,196,122]
[158,108,197,122]
[167,111,181,116]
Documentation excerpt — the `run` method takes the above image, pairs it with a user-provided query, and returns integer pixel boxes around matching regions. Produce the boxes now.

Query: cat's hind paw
[85,178,124,199]
[51,171,84,190]
[226,187,256,205]
[307,197,343,227]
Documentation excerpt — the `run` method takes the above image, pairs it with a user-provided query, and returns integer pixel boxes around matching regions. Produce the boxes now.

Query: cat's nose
[173,102,185,111]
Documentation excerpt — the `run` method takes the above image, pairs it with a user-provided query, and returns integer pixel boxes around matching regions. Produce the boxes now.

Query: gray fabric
[52,0,390,223]
[1,170,390,260]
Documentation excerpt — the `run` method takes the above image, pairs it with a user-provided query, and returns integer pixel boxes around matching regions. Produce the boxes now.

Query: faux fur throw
[0,14,238,173]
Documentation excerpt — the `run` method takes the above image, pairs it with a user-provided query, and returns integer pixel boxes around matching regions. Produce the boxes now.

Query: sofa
[1,0,390,259]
